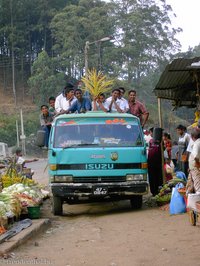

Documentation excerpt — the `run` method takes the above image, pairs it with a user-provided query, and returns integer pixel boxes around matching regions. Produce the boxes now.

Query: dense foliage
[0,0,182,103]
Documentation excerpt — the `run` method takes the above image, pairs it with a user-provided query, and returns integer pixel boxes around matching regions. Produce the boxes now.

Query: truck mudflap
[51,181,149,198]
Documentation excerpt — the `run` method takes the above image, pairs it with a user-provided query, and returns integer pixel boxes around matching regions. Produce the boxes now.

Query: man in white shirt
[118,87,129,113]
[92,93,109,112]
[55,83,76,113]
[187,127,200,192]
[55,85,77,115]
[106,88,125,113]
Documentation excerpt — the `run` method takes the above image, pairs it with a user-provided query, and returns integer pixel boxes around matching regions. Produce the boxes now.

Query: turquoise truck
[48,112,149,215]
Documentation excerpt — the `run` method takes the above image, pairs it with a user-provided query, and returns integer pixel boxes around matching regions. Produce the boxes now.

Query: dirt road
[4,159,200,266]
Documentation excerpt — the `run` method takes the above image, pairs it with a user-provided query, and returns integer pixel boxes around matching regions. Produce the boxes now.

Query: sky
[166,0,200,51]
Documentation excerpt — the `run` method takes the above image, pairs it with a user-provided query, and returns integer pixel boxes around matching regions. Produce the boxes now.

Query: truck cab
[48,112,149,215]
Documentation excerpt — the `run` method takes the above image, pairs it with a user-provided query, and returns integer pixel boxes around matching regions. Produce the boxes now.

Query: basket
[22,168,32,174]
[27,206,41,219]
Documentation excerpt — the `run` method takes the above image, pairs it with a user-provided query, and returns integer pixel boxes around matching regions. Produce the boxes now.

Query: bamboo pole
[158,97,163,128]
[157,97,165,184]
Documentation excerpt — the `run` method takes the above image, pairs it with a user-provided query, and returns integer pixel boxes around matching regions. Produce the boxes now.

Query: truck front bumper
[50,181,149,198]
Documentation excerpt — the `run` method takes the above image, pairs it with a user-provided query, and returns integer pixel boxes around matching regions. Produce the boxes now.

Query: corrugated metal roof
[153,57,200,108]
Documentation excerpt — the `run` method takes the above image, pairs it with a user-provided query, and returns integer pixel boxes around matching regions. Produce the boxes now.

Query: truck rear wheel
[130,195,143,209]
[52,196,63,215]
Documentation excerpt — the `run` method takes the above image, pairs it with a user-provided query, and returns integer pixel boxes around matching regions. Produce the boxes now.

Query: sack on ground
[169,183,186,215]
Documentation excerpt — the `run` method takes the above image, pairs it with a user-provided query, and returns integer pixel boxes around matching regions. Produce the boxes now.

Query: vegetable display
[154,178,186,204]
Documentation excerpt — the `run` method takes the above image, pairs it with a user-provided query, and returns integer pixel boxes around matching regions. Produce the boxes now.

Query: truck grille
[73,176,126,183]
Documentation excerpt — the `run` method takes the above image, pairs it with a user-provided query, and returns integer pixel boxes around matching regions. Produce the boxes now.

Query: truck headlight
[126,174,145,181]
[54,175,73,182]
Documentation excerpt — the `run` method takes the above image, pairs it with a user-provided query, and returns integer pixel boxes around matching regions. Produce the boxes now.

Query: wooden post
[158,97,163,128]
[157,97,165,184]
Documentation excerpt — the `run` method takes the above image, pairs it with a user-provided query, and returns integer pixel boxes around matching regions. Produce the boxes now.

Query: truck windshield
[53,122,143,148]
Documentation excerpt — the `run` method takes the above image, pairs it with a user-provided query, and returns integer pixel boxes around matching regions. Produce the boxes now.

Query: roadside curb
[0,218,51,256]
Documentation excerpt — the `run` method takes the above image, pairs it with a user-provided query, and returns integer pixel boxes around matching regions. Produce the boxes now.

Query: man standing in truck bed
[128,90,149,128]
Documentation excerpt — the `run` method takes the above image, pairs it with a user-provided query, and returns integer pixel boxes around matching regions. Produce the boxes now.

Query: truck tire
[52,196,63,215]
[36,130,45,147]
[130,195,143,209]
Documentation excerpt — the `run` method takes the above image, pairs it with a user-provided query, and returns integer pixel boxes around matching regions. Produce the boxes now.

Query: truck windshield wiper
[62,143,99,149]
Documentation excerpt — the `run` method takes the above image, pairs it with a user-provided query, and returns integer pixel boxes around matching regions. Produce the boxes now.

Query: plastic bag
[169,183,186,215]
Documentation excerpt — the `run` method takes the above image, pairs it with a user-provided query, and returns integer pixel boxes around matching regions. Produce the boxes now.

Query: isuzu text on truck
[48,112,149,215]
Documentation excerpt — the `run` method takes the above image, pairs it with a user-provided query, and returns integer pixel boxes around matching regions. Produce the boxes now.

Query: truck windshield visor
[53,118,143,148]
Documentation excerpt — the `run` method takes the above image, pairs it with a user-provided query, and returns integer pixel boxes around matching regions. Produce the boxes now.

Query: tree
[110,0,182,85]
[28,50,65,105]
[50,0,116,79]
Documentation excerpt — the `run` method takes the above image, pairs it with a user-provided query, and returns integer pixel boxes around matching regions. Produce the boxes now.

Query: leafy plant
[81,68,114,97]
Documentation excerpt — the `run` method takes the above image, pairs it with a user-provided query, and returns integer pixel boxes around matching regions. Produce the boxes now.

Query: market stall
[153,57,200,225]
[0,157,49,236]
[154,57,200,128]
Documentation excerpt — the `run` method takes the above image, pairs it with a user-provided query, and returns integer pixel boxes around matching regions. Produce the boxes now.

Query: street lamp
[84,36,111,76]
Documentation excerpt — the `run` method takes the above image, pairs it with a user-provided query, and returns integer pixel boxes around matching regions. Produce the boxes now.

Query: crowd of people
[145,123,200,197]
[39,82,149,148]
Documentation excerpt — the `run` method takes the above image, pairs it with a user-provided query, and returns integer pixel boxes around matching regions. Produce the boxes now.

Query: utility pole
[16,120,19,147]
[84,37,111,76]
[10,0,16,106]
[20,109,26,156]
[84,41,90,77]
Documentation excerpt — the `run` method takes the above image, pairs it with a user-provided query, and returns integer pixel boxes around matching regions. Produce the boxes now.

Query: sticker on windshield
[126,125,131,129]
[58,120,77,126]
[105,118,126,124]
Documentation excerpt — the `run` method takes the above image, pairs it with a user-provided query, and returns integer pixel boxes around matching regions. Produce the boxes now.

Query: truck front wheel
[130,195,143,210]
[52,196,63,215]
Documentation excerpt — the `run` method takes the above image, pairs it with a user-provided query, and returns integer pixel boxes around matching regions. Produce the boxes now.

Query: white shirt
[92,100,109,111]
[189,138,200,169]
[144,134,152,144]
[106,96,125,112]
[55,94,77,113]
[120,97,129,112]
[59,97,77,111]
[17,156,25,165]
[55,93,65,113]
[187,138,194,153]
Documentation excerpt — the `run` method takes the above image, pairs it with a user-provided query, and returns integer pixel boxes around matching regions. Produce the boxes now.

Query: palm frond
[81,69,114,97]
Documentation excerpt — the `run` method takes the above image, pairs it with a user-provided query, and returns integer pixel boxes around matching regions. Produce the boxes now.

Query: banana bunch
[154,184,172,203]
[1,174,36,188]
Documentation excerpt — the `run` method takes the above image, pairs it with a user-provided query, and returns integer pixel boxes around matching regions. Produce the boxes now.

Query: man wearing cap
[128,90,149,128]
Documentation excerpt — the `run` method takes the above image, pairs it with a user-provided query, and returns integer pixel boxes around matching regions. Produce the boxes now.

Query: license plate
[93,187,108,195]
